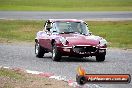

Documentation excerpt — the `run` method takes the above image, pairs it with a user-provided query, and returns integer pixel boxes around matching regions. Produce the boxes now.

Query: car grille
[73,45,97,54]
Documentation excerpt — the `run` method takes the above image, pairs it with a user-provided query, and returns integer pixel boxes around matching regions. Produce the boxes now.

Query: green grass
[0,0,132,11]
[0,20,132,48]
[0,20,43,42]
[0,68,23,80]
[88,21,132,48]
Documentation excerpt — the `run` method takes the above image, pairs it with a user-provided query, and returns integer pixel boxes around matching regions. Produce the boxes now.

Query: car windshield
[54,21,89,35]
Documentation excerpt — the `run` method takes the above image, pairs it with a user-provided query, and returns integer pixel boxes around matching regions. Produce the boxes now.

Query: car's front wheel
[96,54,105,62]
[35,43,45,58]
[52,45,61,61]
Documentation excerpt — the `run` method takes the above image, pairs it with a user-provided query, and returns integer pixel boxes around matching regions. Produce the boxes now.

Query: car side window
[50,23,58,33]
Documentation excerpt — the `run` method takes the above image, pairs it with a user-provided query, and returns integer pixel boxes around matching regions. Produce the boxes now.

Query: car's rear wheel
[96,54,105,62]
[52,45,61,61]
[35,43,45,58]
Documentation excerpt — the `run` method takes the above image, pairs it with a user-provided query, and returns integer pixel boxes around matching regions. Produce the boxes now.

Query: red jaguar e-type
[35,19,107,61]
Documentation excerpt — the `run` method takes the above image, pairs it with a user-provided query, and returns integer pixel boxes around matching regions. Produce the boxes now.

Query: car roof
[48,19,84,23]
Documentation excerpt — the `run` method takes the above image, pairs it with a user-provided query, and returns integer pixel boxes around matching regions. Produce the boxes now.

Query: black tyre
[78,56,83,58]
[35,43,45,58]
[96,54,105,62]
[52,45,61,61]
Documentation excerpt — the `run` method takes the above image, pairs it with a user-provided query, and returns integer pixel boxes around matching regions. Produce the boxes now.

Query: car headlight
[99,39,107,47]
[60,37,68,45]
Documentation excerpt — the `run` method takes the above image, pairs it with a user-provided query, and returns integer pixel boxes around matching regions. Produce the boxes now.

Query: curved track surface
[0,11,132,21]
[0,44,132,88]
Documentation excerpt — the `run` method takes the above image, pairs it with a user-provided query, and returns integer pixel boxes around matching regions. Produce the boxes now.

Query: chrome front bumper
[57,45,106,56]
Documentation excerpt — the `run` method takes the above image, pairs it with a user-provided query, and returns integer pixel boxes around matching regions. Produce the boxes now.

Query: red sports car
[35,19,107,61]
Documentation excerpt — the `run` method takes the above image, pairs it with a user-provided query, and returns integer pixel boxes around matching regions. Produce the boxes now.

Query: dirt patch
[0,68,72,88]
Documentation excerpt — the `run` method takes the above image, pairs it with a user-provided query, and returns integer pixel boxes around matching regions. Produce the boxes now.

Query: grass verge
[0,0,132,11]
[0,67,71,88]
[0,20,131,48]
[88,21,132,48]
[0,20,43,42]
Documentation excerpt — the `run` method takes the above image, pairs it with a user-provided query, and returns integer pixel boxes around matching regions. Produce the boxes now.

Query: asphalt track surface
[0,44,132,88]
[0,11,132,88]
[0,11,132,21]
